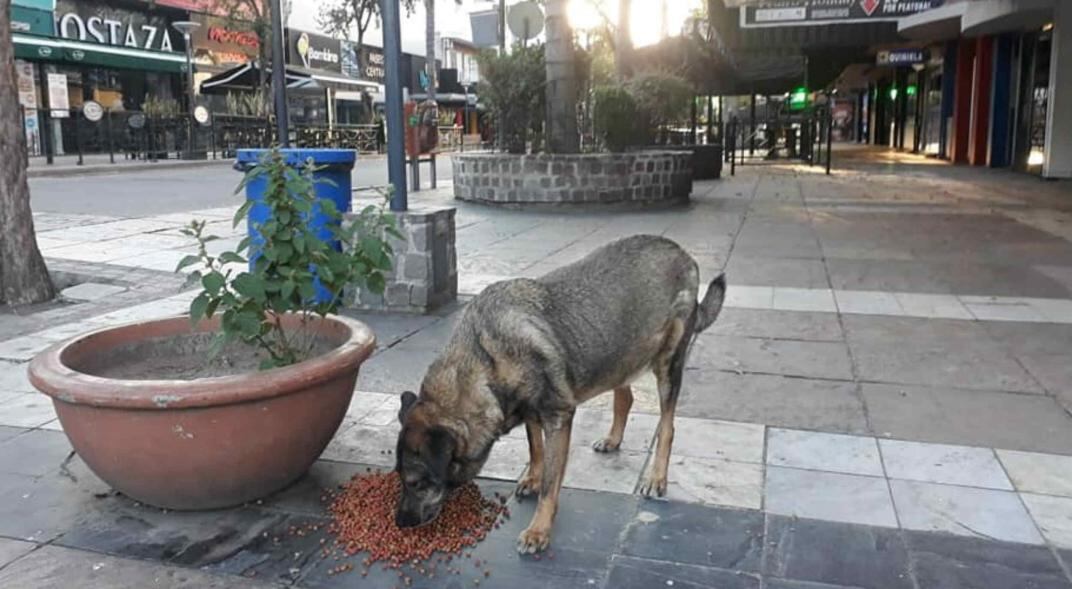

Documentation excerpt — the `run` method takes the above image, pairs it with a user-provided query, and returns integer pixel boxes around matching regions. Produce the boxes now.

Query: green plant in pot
[27,147,389,511]
[179,147,400,368]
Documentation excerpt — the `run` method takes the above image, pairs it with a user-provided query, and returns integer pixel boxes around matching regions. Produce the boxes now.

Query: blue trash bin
[235,148,357,303]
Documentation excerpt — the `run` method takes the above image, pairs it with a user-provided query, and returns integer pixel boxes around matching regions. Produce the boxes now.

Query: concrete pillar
[968,36,993,166]
[988,34,1015,168]
[939,41,957,159]
[950,39,975,164]
[1045,1,1072,178]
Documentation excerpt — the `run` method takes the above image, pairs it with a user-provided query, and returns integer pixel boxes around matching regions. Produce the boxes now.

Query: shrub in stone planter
[593,85,642,153]
[477,44,546,154]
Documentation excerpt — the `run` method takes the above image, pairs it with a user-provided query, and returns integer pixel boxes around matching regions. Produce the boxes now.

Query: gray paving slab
[605,555,760,589]
[724,255,829,288]
[826,258,1071,298]
[0,429,72,478]
[691,335,854,381]
[981,322,1072,408]
[879,439,1012,490]
[708,308,844,342]
[620,500,763,571]
[763,515,913,589]
[764,467,898,528]
[0,538,36,568]
[906,531,1072,589]
[678,371,868,434]
[889,480,1043,544]
[0,544,281,588]
[842,315,1043,393]
[863,383,1072,455]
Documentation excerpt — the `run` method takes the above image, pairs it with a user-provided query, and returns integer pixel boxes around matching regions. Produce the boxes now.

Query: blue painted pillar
[988,34,1014,168]
[939,41,957,160]
[382,0,407,210]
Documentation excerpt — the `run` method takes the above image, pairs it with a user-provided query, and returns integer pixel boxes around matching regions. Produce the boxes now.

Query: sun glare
[567,0,702,47]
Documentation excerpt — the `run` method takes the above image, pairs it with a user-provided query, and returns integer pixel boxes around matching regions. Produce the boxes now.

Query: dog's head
[394,391,461,528]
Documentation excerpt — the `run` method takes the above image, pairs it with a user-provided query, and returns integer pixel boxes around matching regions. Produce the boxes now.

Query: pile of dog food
[322,470,509,584]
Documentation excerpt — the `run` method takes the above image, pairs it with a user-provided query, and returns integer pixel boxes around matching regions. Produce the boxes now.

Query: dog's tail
[694,273,726,334]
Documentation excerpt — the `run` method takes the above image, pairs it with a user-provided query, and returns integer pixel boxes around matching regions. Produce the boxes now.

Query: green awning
[13,34,187,74]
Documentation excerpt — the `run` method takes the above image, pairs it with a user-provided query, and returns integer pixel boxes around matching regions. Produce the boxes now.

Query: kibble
[323,471,506,578]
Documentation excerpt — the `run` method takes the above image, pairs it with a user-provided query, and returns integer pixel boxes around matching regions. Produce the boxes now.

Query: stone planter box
[452,151,692,208]
[652,144,722,180]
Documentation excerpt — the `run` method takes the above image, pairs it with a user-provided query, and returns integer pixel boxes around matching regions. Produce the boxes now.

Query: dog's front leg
[515,418,544,499]
[517,412,573,554]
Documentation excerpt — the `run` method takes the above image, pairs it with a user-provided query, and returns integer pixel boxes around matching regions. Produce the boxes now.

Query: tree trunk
[425,0,436,104]
[616,0,632,79]
[0,0,54,305]
[544,0,578,153]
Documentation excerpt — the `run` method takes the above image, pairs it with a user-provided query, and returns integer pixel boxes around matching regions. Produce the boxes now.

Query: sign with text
[47,72,70,117]
[16,60,41,156]
[192,14,260,67]
[742,0,944,27]
[876,48,926,66]
[286,28,341,73]
[55,0,185,53]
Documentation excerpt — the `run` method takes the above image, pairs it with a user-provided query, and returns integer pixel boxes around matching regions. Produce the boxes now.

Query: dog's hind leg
[515,418,544,499]
[593,386,633,453]
[639,319,691,498]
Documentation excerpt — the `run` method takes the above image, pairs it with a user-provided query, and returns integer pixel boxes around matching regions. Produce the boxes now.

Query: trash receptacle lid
[235,148,357,167]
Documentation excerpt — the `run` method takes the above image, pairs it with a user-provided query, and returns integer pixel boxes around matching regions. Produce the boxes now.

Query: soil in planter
[79,332,338,380]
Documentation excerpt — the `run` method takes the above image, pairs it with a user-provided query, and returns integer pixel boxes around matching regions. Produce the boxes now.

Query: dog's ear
[398,391,418,423]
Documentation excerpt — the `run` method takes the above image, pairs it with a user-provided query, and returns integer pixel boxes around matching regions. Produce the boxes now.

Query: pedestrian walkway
[3,145,1072,587]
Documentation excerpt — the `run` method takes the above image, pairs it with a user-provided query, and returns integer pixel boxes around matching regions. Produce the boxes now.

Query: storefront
[189,14,261,113]
[12,0,189,156]
[284,28,378,127]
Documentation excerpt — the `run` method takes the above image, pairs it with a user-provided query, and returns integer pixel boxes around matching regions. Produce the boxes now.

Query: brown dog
[395,235,726,552]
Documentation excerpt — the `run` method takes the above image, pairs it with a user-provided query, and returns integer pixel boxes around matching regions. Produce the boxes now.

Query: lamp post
[270,0,289,146]
[171,20,200,159]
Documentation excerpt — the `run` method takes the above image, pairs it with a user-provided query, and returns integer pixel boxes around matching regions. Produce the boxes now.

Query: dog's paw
[514,474,540,499]
[517,526,552,554]
[592,437,622,453]
[638,474,668,498]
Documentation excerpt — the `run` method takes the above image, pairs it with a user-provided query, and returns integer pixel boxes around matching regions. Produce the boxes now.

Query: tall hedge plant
[477,44,546,154]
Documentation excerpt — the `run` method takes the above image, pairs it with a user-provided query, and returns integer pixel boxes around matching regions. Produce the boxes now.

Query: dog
[394,235,726,553]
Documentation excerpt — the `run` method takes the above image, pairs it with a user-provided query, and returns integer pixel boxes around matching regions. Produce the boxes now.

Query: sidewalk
[2,145,1072,587]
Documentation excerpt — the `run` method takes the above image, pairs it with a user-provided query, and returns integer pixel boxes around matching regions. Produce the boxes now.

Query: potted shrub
[29,149,399,510]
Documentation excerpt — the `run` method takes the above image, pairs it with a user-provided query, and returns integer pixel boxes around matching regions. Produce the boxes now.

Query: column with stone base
[345,206,457,314]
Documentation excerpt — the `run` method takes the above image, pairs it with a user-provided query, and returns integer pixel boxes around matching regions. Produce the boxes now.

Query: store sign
[876,48,926,66]
[286,28,340,73]
[47,72,70,117]
[55,0,183,53]
[742,0,944,27]
[83,100,104,122]
[11,6,54,36]
[192,15,259,67]
[341,41,386,84]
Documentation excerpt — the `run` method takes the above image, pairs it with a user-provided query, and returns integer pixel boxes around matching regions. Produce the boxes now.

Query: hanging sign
[83,100,104,122]
[742,0,945,28]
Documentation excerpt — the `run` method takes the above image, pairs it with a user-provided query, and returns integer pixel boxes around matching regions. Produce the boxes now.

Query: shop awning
[199,62,316,93]
[13,33,187,73]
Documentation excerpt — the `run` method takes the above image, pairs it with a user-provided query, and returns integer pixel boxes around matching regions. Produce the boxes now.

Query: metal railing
[725,109,833,176]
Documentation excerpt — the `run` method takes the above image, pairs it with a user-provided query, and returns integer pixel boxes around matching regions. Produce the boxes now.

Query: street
[27,154,457,217]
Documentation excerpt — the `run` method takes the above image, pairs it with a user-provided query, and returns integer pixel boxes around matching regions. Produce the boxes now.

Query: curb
[28,158,235,179]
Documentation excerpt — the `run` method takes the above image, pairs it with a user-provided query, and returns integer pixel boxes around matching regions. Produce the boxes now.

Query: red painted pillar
[950,39,975,164]
[969,36,993,166]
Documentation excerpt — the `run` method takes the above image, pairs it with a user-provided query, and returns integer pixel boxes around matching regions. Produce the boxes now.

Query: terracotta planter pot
[28,314,375,510]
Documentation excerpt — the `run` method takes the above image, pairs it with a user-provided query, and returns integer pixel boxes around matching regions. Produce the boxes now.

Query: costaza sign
[55,0,183,53]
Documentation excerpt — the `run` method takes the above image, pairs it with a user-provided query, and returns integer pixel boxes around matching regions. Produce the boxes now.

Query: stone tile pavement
[3,146,1072,586]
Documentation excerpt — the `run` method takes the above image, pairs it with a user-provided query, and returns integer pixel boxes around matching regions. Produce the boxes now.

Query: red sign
[208,26,259,49]
[859,0,879,16]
